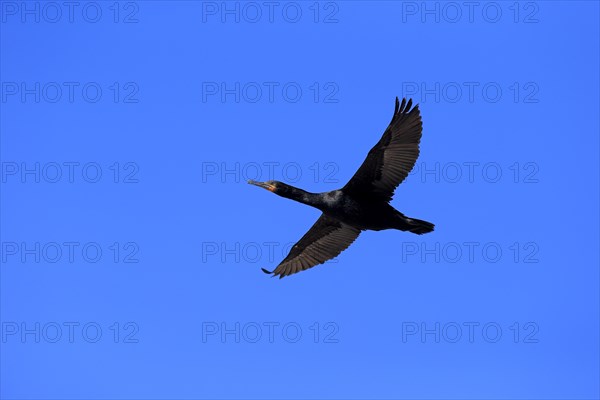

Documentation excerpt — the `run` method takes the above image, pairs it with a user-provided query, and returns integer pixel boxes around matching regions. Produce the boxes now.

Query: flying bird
[249,97,434,278]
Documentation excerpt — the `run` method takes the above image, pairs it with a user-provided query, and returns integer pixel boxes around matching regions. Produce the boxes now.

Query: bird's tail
[395,214,435,235]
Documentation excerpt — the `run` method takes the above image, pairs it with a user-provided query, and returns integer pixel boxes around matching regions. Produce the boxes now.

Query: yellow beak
[248,180,276,192]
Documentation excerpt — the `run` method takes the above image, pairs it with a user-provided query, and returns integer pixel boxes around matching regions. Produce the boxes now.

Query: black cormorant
[249,97,434,278]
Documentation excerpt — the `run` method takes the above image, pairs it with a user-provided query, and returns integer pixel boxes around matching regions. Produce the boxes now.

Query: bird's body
[316,190,392,231]
[249,97,434,278]
[273,186,423,232]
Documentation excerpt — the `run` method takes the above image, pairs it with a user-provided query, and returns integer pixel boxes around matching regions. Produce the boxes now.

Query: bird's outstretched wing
[342,97,422,202]
[263,214,361,279]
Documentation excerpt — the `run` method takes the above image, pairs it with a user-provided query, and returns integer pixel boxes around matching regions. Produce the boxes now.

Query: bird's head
[248,180,294,197]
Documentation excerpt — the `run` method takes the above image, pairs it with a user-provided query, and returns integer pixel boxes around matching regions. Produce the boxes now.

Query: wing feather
[267,214,361,278]
[342,97,423,202]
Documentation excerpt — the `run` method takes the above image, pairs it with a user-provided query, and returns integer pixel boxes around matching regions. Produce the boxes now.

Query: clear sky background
[1,1,599,399]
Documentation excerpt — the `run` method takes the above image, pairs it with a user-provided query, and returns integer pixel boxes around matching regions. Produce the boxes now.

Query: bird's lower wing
[265,214,361,279]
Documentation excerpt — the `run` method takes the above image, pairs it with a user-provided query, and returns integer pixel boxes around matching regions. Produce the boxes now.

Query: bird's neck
[281,186,325,209]
[281,186,339,212]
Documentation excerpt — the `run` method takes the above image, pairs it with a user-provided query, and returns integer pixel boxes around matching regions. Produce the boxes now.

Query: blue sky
[1,1,599,399]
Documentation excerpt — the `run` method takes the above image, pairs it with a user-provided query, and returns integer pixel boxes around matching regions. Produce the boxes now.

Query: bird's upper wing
[267,214,361,279]
[342,97,423,202]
